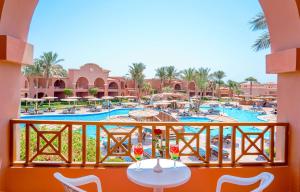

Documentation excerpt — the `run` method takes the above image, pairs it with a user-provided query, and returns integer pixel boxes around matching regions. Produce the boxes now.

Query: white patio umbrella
[31,98,45,111]
[124,95,137,99]
[43,96,58,109]
[102,96,114,100]
[66,96,81,106]
[84,96,96,99]
[61,98,78,107]
[88,97,101,105]
[114,96,126,103]
[20,97,34,107]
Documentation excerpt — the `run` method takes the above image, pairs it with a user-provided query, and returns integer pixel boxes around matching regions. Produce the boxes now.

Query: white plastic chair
[216,172,274,192]
[54,172,102,192]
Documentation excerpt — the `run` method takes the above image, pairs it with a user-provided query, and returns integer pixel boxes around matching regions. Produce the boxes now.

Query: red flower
[134,146,144,155]
[170,145,179,154]
[154,128,162,135]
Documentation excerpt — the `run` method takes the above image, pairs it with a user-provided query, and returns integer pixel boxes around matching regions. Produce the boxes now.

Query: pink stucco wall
[22,63,234,98]
[240,82,277,97]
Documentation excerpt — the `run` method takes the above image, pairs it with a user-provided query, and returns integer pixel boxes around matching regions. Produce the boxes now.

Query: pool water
[21,107,267,138]
[180,107,266,137]
[202,106,264,122]
[21,108,137,121]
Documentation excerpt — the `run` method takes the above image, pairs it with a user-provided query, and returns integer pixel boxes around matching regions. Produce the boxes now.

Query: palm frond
[252,32,270,52]
[249,12,268,31]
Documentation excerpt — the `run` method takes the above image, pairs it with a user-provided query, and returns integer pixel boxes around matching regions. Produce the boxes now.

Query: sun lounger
[28,111,35,115]
[62,109,69,114]
[210,145,229,159]
[192,147,206,159]
[102,140,129,149]
[37,110,44,114]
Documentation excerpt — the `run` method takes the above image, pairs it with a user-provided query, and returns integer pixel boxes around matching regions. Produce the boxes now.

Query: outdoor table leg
[153,188,163,192]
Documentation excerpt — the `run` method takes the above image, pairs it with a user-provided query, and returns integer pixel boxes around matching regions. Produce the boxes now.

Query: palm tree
[193,68,210,113]
[227,80,239,97]
[245,77,258,96]
[208,74,217,97]
[142,82,153,95]
[180,68,195,98]
[249,12,270,51]
[39,51,65,96]
[22,59,44,98]
[165,66,179,85]
[128,62,146,99]
[195,68,210,97]
[212,70,226,98]
[155,67,167,91]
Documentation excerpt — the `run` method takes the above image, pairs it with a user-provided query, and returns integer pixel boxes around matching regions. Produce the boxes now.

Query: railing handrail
[10,119,289,167]
[10,119,289,126]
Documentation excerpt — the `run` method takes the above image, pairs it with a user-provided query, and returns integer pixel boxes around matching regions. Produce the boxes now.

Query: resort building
[240,82,277,97]
[21,63,232,98]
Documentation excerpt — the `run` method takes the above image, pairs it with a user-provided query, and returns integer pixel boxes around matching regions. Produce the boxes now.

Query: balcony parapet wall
[267,48,300,74]
[0,35,33,65]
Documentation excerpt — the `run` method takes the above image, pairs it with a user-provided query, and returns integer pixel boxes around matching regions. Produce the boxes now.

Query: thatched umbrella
[43,96,58,109]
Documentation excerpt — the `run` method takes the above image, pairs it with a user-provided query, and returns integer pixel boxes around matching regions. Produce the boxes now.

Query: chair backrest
[54,172,102,192]
[216,172,274,192]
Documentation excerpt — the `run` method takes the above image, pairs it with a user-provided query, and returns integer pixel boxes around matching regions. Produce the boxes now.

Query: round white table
[127,159,191,192]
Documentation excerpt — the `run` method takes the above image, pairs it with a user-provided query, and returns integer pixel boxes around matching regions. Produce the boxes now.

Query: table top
[127,159,191,189]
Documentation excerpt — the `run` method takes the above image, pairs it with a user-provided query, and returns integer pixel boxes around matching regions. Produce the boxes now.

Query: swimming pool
[21,107,266,138]
[21,108,138,121]
[180,107,266,136]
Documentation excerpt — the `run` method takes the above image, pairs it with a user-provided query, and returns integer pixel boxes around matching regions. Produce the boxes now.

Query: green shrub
[64,88,73,97]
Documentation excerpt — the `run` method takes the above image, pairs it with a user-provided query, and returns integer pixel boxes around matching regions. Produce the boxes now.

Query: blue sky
[28,0,275,83]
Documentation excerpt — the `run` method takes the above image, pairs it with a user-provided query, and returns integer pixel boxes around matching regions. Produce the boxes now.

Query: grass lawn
[20,99,123,110]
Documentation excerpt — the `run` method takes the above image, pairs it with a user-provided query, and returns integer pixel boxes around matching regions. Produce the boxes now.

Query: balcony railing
[10,119,288,167]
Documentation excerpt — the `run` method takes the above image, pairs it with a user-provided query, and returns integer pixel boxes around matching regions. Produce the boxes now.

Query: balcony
[8,119,289,191]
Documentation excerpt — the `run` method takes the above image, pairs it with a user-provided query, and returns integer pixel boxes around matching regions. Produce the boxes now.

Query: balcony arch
[53,80,65,89]
[76,77,89,89]
[174,83,181,91]
[108,82,118,89]
[94,78,105,89]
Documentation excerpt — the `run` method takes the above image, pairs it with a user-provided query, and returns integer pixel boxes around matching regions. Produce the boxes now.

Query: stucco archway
[53,79,65,89]
[76,77,89,89]
[108,81,118,89]
[94,78,105,89]
[174,83,181,91]
[1,0,300,191]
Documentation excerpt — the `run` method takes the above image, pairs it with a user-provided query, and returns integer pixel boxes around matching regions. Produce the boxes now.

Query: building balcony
[108,88,119,92]
[53,87,65,91]
[76,87,89,92]
[8,119,289,191]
